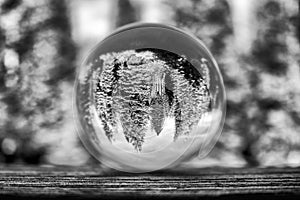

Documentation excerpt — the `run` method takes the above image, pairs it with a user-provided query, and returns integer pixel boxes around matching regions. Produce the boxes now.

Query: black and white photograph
[0,0,299,199]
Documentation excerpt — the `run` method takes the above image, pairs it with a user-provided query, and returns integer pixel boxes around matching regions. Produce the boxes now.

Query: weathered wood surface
[0,166,299,199]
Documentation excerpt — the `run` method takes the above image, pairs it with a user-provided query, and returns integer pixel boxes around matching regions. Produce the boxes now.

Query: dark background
[0,0,299,169]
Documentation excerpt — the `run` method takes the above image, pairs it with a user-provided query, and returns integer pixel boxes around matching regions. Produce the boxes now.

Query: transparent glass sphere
[74,23,226,172]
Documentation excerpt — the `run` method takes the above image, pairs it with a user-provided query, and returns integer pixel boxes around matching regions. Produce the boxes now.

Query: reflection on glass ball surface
[74,23,226,172]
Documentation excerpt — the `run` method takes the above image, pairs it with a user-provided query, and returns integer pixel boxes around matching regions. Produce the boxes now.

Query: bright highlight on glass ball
[74,23,226,172]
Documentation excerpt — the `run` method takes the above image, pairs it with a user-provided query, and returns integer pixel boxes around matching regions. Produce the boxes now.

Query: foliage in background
[0,0,299,168]
[169,0,300,167]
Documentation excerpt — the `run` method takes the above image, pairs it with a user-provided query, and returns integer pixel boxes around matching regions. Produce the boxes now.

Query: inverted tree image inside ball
[74,23,226,172]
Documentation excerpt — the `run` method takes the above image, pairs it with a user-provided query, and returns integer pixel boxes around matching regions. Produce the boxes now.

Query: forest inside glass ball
[95,48,211,151]
[75,23,226,172]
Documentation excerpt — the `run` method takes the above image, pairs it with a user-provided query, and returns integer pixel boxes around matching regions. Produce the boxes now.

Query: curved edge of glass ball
[73,22,226,173]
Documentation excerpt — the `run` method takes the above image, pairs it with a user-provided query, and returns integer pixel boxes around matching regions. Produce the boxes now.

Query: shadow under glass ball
[74,23,226,172]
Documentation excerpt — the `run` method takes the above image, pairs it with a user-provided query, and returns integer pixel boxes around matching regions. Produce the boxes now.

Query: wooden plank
[0,166,299,199]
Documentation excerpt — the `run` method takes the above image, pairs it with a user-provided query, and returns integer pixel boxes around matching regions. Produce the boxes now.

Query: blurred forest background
[0,0,299,169]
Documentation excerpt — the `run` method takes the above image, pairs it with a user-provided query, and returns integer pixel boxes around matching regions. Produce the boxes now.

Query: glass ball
[74,23,226,172]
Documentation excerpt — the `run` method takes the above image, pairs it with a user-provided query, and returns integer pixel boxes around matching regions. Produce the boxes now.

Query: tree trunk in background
[116,0,138,27]
[248,0,300,167]
[0,0,89,165]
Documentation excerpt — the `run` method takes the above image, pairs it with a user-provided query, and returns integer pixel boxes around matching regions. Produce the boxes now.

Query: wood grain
[0,166,299,199]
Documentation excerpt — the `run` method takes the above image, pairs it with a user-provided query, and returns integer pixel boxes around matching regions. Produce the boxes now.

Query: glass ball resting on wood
[74,23,226,172]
